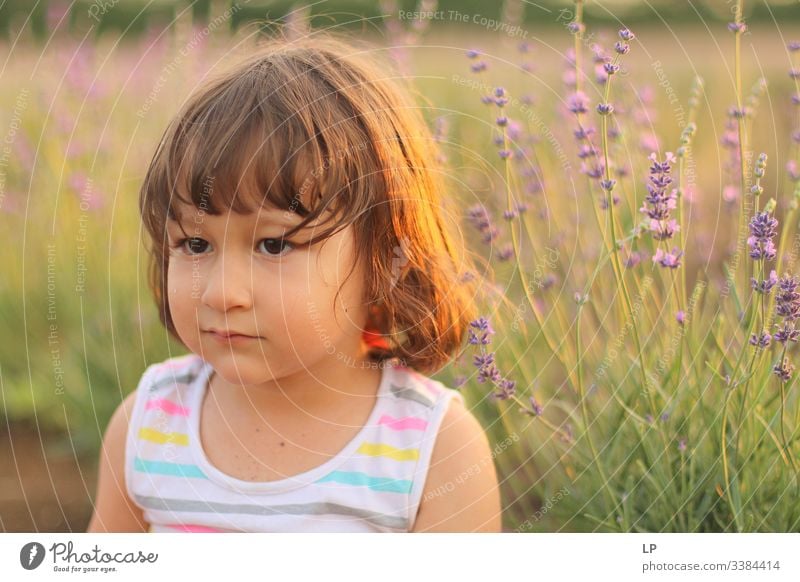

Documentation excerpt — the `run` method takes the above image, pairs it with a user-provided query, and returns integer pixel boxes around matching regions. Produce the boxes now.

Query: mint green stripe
[316,470,412,494]
[390,383,434,408]
[134,457,207,479]
[149,373,196,392]
[133,495,408,530]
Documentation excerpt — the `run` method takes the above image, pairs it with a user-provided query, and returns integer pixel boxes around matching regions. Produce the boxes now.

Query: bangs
[151,60,380,244]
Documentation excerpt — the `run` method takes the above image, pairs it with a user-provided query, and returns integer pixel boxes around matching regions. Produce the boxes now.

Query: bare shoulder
[86,390,149,532]
[411,395,502,532]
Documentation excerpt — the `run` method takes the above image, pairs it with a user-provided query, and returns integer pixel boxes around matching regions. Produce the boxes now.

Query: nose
[200,248,254,312]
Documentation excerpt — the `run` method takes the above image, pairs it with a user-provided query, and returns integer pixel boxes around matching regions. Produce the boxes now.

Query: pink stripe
[145,398,190,417]
[378,413,428,431]
[166,523,222,533]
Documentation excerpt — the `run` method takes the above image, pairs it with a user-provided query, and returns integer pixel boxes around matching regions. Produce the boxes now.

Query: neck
[207,343,385,421]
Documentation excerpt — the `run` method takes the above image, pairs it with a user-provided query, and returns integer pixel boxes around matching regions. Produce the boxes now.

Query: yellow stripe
[138,427,189,446]
[356,442,419,461]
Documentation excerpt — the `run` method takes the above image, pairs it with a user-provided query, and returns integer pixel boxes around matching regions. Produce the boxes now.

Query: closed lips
[206,329,260,338]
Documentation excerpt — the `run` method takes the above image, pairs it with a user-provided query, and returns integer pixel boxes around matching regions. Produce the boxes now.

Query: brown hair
[138,33,478,375]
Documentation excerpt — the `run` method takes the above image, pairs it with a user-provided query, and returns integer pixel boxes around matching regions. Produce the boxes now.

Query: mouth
[204,329,262,340]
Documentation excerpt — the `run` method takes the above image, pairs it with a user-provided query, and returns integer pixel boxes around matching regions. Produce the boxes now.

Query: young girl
[87,34,501,533]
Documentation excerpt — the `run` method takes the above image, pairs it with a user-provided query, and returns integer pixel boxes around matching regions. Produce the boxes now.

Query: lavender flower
[772,324,798,345]
[523,396,543,416]
[596,103,614,115]
[468,316,495,345]
[471,61,487,73]
[494,87,508,107]
[775,274,800,321]
[477,362,502,385]
[497,243,514,262]
[749,331,772,348]
[493,379,516,400]
[567,22,584,34]
[567,91,589,114]
[787,160,800,182]
[728,22,747,34]
[641,152,681,253]
[747,211,778,261]
[467,204,499,244]
[652,247,683,269]
[774,358,794,383]
[751,269,778,294]
[625,250,643,268]
[676,310,686,325]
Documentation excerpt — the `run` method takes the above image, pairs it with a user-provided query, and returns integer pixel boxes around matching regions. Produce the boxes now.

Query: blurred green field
[2,1,800,533]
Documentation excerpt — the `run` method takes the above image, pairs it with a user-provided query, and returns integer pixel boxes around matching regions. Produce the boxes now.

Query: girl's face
[165,201,371,386]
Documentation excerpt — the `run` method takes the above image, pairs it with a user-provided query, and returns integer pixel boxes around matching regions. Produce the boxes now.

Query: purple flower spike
[751,269,778,294]
[497,244,514,261]
[788,160,800,182]
[749,331,772,348]
[568,22,584,34]
[467,204,500,245]
[471,61,487,73]
[774,358,794,383]
[466,49,480,59]
[676,310,686,325]
[776,273,800,321]
[596,103,614,115]
[614,41,630,55]
[641,152,681,248]
[772,323,798,345]
[619,29,635,41]
[567,91,589,114]
[493,378,516,400]
[728,22,747,33]
[477,364,502,384]
[789,41,800,52]
[468,316,495,345]
[524,396,543,416]
[747,211,778,261]
[600,178,616,191]
[652,247,683,269]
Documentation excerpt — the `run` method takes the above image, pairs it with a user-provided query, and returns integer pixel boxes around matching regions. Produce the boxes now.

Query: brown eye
[172,237,209,255]
[258,238,294,257]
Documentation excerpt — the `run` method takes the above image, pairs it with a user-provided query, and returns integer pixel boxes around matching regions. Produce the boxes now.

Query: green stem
[576,300,624,530]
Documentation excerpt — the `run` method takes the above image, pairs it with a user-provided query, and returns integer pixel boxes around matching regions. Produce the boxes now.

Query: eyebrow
[168,209,302,226]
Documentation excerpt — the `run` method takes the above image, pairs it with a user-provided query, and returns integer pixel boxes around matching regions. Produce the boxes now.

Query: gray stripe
[149,373,196,392]
[134,494,407,530]
[390,382,434,408]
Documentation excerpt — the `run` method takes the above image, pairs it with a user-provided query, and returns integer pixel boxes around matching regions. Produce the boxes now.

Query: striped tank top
[125,353,465,532]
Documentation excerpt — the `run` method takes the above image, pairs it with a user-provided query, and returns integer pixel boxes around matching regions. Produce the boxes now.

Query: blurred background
[2,0,800,533]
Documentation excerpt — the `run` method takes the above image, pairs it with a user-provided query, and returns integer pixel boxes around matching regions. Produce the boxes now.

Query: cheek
[166,261,198,330]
